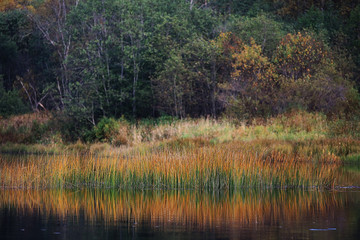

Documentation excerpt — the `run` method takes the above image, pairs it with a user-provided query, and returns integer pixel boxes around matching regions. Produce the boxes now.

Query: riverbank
[1,111,359,189]
[1,110,359,153]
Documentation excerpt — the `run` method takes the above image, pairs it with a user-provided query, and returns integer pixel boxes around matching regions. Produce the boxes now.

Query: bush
[25,120,49,143]
[0,113,51,144]
[55,114,91,143]
[328,115,360,139]
[93,117,129,146]
[0,81,29,117]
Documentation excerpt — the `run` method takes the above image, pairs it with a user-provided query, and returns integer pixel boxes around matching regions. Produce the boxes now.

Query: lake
[0,186,359,239]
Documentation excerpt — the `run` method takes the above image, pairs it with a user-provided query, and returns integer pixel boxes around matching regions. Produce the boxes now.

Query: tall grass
[0,141,341,190]
[1,111,358,190]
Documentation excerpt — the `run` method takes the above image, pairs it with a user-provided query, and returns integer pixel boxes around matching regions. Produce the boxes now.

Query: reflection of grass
[343,154,360,164]
[342,164,360,172]
[335,165,360,187]
[0,189,348,229]
[0,140,341,189]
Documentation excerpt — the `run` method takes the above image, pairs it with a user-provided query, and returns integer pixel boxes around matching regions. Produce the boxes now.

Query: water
[1,152,359,239]
[0,188,359,240]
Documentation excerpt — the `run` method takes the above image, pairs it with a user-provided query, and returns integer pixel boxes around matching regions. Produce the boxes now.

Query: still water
[0,187,359,240]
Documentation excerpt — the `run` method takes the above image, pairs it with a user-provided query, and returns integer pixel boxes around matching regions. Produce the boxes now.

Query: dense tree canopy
[1,0,359,137]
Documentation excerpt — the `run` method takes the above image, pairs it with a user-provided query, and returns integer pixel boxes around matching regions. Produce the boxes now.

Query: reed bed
[0,189,348,229]
[0,141,341,189]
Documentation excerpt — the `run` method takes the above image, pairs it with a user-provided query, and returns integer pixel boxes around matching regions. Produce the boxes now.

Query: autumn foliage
[0,0,31,12]
[217,31,356,119]
[232,39,275,85]
[218,35,277,118]
[274,32,326,80]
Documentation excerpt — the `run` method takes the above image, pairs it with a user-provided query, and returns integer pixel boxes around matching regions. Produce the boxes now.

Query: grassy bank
[1,111,360,161]
[0,111,359,189]
[1,111,359,146]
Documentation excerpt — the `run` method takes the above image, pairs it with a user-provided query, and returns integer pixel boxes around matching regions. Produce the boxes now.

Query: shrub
[93,117,129,146]
[0,82,29,117]
[0,112,51,144]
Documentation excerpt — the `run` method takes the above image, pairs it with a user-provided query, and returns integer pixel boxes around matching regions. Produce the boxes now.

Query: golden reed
[0,141,341,189]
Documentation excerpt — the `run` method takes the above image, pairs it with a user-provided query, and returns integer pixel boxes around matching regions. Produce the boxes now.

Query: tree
[268,0,325,18]
[154,50,187,118]
[0,0,31,12]
[179,37,221,117]
[0,76,28,117]
[219,37,278,119]
[0,9,54,111]
[66,0,119,125]
[274,32,358,114]
[274,32,326,81]
[346,5,360,86]
[27,0,80,109]
[206,0,267,15]
[0,14,18,91]
[230,14,287,57]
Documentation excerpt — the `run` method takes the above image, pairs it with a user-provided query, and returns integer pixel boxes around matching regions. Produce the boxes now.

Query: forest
[0,0,360,142]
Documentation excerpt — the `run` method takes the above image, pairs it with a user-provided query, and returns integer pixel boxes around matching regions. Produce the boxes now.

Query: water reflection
[0,190,341,224]
[0,189,359,240]
[336,164,360,187]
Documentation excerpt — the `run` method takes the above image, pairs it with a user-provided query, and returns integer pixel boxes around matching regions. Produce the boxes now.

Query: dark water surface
[0,187,359,240]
